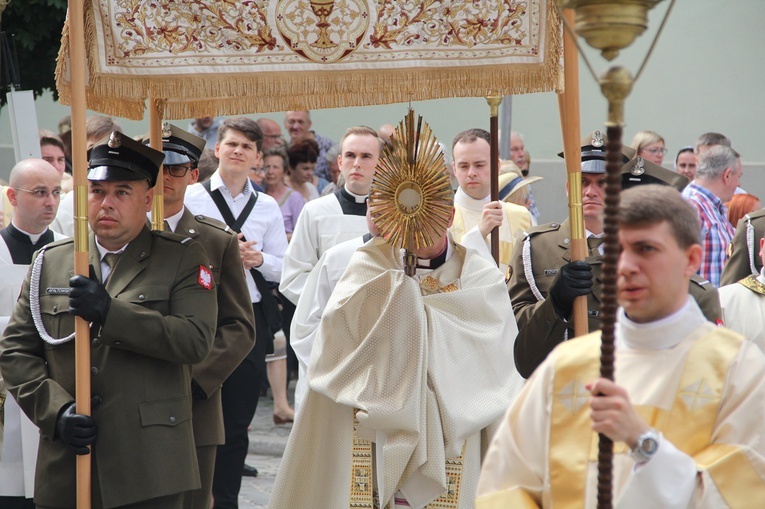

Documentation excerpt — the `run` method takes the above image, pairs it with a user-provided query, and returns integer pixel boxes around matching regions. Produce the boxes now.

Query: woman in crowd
[630,130,667,166]
[727,193,761,227]
[285,139,321,202]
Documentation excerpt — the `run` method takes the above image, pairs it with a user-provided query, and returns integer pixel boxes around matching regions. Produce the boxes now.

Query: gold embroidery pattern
[275,0,370,63]
[108,0,279,60]
[350,409,375,508]
[427,452,465,508]
[557,379,589,414]
[740,275,765,296]
[420,276,460,294]
[367,0,534,51]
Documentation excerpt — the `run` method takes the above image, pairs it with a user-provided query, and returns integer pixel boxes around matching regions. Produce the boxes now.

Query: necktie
[587,236,604,257]
[163,220,171,232]
[103,253,121,283]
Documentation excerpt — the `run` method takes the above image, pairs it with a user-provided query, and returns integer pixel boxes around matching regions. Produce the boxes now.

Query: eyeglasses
[164,165,194,177]
[14,188,62,199]
[643,147,668,155]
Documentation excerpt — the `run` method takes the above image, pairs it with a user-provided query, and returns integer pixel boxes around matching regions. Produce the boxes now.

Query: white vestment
[279,192,368,305]
[719,271,765,352]
[477,298,765,508]
[271,237,524,508]
[50,190,75,237]
[450,188,532,277]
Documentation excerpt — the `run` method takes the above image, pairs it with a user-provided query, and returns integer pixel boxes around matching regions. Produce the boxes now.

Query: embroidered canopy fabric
[56,0,562,119]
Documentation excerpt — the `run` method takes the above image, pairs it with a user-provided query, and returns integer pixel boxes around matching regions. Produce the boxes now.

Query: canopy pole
[149,97,165,230]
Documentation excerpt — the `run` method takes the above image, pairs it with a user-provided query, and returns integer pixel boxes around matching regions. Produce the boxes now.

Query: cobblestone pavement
[237,382,294,508]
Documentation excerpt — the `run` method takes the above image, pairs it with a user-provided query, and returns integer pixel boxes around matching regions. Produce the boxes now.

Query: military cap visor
[88,131,165,187]
[162,148,196,166]
[159,123,206,167]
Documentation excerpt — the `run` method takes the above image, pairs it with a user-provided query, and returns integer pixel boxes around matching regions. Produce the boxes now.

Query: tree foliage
[0,0,68,108]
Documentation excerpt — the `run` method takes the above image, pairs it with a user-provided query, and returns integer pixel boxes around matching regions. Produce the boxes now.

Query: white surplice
[719,270,765,352]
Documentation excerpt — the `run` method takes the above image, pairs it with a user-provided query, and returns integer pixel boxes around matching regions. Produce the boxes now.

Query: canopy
[55,0,562,119]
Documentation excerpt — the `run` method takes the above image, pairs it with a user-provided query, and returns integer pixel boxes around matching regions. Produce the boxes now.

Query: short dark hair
[217,117,263,152]
[619,184,700,249]
[287,139,319,168]
[452,128,490,150]
[39,129,66,152]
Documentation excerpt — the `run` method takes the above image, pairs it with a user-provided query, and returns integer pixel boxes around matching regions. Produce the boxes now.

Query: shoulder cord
[522,235,545,302]
[746,215,757,276]
[30,247,75,345]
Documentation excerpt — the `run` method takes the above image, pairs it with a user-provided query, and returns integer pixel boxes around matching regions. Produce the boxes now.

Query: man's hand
[587,378,649,449]
[69,270,111,324]
[238,233,263,269]
[478,201,504,238]
[549,261,593,318]
[55,402,97,455]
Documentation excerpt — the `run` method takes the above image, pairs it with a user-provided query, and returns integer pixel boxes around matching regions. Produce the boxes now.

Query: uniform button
[92,338,100,347]
[564,238,570,244]
[91,367,99,375]
[140,251,147,258]
[169,416,176,424]
[189,229,196,234]
[53,305,58,312]
[114,341,122,346]
[139,294,145,301]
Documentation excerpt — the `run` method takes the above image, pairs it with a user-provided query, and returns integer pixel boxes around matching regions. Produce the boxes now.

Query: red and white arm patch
[198,265,213,290]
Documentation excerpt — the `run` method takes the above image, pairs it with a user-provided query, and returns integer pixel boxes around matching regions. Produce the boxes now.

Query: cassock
[272,235,524,508]
[719,271,765,352]
[477,298,765,508]
[450,188,532,277]
[279,187,368,305]
[0,224,66,499]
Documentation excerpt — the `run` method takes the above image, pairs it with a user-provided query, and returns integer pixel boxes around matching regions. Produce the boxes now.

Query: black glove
[549,261,593,319]
[69,266,111,324]
[55,402,97,455]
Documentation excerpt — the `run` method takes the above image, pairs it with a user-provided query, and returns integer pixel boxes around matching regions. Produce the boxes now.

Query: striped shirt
[682,182,734,287]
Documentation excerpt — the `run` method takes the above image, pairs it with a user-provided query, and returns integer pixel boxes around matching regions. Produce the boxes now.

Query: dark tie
[103,253,121,283]
[587,236,604,257]
[163,220,171,232]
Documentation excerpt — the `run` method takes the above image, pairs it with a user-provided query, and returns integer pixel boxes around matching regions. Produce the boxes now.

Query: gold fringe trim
[56,1,562,120]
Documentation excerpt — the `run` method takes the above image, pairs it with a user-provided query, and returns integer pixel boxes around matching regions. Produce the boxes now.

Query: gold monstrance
[370,109,454,277]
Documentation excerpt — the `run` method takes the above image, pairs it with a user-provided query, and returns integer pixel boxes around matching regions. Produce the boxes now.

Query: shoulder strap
[201,180,258,234]
[277,188,293,207]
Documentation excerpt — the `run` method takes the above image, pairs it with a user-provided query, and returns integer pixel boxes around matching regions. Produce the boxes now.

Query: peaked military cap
[156,122,207,166]
[88,131,164,187]
[558,130,637,174]
[621,156,690,192]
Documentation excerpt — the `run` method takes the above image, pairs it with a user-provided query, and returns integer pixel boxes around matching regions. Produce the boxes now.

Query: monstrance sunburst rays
[370,109,453,276]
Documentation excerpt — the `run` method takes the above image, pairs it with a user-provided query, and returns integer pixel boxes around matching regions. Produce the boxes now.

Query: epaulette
[690,274,714,291]
[522,221,562,240]
[745,209,765,221]
[153,229,194,245]
[42,237,75,250]
[194,214,233,235]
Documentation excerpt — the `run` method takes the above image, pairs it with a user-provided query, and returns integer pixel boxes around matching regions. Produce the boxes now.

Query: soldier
[0,132,217,509]
[720,210,765,286]
[156,123,256,509]
[509,133,721,379]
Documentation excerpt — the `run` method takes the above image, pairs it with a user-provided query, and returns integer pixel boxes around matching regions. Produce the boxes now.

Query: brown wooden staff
[68,0,91,507]
[486,96,502,266]
[556,8,587,337]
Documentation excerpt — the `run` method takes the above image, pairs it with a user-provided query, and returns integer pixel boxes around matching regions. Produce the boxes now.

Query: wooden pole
[486,96,502,266]
[556,9,587,337]
[68,0,92,507]
[149,97,165,230]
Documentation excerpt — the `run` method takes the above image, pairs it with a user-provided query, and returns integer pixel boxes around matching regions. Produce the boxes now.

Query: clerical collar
[164,208,185,232]
[454,188,489,211]
[10,221,49,244]
[616,297,705,351]
[416,241,452,270]
[335,187,367,216]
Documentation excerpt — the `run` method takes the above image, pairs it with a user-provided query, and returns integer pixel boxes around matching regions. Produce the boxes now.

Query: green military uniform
[721,209,765,286]
[175,210,255,509]
[509,219,722,378]
[0,227,217,508]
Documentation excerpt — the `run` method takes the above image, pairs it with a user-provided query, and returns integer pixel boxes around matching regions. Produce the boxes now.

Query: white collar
[210,170,252,199]
[454,188,489,211]
[11,220,48,244]
[342,185,368,203]
[164,208,185,232]
[616,297,705,350]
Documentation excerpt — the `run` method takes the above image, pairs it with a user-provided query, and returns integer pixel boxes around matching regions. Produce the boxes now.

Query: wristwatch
[629,428,660,464]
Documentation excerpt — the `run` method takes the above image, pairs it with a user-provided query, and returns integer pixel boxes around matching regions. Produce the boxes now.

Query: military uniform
[0,227,217,508]
[509,219,722,378]
[720,209,765,286]
[173,210,255,509]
